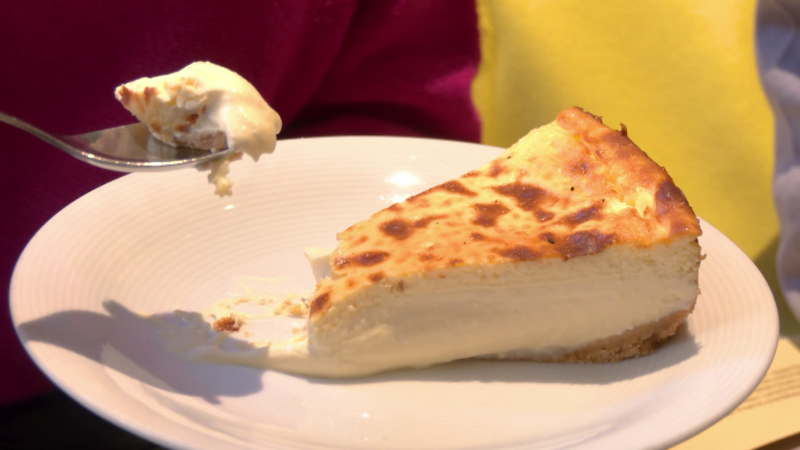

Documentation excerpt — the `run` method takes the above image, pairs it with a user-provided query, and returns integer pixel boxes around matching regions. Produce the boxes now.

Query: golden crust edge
[558,106,702,239]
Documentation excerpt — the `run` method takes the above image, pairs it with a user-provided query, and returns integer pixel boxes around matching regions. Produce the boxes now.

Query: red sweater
[0,0,480,403]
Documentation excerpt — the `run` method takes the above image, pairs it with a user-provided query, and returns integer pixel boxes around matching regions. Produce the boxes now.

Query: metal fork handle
[0,111,233,172]
[0,111,92,163]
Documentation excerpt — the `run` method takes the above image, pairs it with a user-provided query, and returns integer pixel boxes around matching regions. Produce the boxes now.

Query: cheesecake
[114,61,282,195]
[290,107,702,377]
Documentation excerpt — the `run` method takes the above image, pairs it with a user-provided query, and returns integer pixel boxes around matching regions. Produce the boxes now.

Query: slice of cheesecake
[115,61,282,195]
[300,107,701,376]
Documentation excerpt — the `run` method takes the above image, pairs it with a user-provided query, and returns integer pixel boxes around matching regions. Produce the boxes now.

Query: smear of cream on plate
[150,277,314,370]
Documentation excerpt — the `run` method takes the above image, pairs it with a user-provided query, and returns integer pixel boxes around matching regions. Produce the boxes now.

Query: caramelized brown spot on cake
[439,180,476,196]
[670,221,697,236]
[472,203,510,227]
[655,181,699,236]
[353,251,390,266]
[591,130,638,160]
[346,279,357,288]
[334,251,390,269]
[186,113,200,125]
[414,215,446,228]
[175,124,191,133]
[143,87,156,103]
[498,245,539,261]
[534,210,555,222]
[369,272,385,283]
[117,86,132,106]
[470,232,485,241]
[656,181,689,217]
[407,181,475,204]
[557,230,615,259]
[394,280,405,292]
[150,122,162,133]
[333,255,348,269]
[570,161,590,175]
[448,258,464,266]
[585,111,603,123]
[415,198,432,208]
[388,203,403,212]
[309,292,331,316]
[494,182,549,211]
[462,170,480,178]
[419,253,440,261]
[381,219,413,240]
[559,204,603,227]
[489,164,505,177]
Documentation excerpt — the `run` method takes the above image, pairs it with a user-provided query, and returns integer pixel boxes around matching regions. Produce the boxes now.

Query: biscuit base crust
[475,303,695,363]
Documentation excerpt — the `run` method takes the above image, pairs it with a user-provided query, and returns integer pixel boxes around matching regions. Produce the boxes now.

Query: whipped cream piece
[115,61,282,195]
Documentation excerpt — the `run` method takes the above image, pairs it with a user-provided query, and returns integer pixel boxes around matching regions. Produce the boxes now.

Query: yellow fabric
[473,0,799,333]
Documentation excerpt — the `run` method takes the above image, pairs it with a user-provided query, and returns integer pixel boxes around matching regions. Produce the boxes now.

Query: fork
[0,111,234,172]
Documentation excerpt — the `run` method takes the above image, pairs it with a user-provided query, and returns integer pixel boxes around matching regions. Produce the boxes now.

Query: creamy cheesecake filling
[160,241,698,379]
[165,236,698,378]
[296,237,699,376]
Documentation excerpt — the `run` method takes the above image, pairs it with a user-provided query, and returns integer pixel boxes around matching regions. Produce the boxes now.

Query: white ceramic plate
[11,137,779,450]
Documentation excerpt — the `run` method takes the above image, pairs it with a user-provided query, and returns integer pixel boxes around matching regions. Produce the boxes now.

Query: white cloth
[758,0,800,321]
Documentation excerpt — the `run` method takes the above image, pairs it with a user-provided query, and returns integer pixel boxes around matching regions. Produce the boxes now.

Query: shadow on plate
[16,300,264,404]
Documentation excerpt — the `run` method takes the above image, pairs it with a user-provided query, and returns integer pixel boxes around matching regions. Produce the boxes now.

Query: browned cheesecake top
[310,107,700,318]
